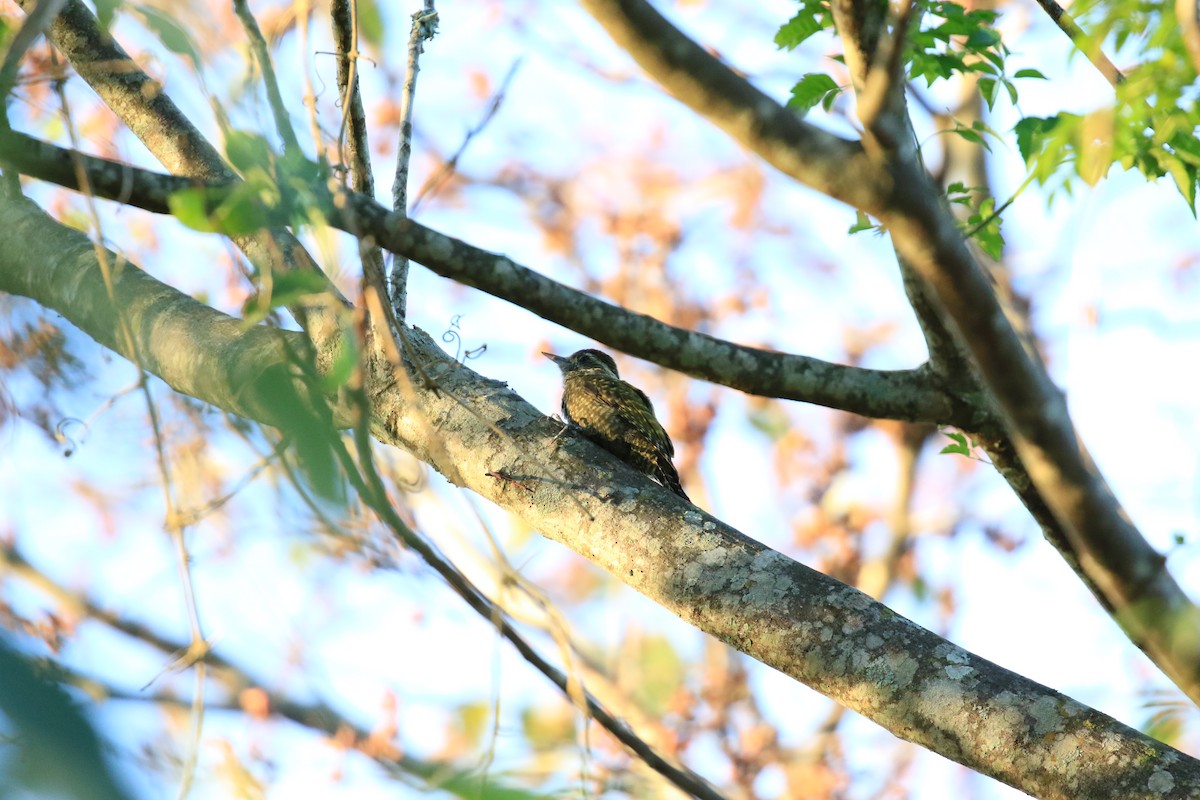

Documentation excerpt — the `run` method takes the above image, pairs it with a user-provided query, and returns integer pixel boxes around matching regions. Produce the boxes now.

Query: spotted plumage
[544,348,689,501]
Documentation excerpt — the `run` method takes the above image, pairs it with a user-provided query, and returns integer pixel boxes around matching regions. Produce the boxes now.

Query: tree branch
[0,127,962,426]
[1030,0,1126,87]
[387,1,438,320]
[578,0,1200,710]
[0,185,353,429]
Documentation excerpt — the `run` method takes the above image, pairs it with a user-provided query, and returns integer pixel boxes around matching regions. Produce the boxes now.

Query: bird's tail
[656,462,690,502]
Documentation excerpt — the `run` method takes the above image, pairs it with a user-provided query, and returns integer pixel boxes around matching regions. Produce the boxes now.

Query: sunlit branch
[1030,0,1126,87]
[336,383,730,800]
[329,0,413,377]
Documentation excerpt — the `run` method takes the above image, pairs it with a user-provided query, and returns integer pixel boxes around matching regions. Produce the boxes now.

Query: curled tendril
[441,316,487,363]
[55,417,87,458]
[442,315,464,360]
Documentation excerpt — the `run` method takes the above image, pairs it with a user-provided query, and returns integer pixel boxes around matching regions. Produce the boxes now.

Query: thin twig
[330,0,375,196]
[391,2,438,212]
[0,127,962,424]
[388,2,439,320]
[332,0,364,177]
[173,444,284,527]
[0,0,67,121]
[329,0,415,386]
[233,0,301,154]
[410,59,520,214]
[294,0,325,160]
[46,57,207,800]
[0,546,534,796]
[1030,0,1125,87]
[963,171,1036,239]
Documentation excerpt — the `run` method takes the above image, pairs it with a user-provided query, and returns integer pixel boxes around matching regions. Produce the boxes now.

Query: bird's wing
[590,376,675,459]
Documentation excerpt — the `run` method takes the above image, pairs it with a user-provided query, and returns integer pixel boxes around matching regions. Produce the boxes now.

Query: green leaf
[133,4,202,69]
[1014,115,1061,164]
[356,0,385,50]
[949,125,989,151]
[1164,156,1198,213]
[939,431,971,457]
[225,129,275,175]
[979,44,1007,70]
[254,366,346,504]
[241,268,328,327]
[278,150,324,184]
[786,73,840,115]
[966,197,1005,260]
[776,5,828,49]
[978,77,998,110]
[94,0,121,30]
[168,183,274,236]
[271,270,331,308]
[1003,78,1019,105]
[1013,68,1047,79]
[167,188,214,232]
[848,210,876,234]
[321,339,360,392]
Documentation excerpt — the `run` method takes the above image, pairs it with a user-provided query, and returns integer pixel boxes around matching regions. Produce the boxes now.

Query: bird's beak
[542,351,568,369]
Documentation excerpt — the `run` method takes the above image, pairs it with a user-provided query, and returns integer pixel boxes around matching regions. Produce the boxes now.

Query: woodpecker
[543,348,689,501]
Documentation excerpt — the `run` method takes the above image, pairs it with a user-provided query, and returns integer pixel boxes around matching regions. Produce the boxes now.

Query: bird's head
[542,348,620,378]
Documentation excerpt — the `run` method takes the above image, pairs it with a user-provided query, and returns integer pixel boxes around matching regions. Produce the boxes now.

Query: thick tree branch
[0,186,352,429]
[577,0,1200,710]
[2,187,1198,798]
[577,0,891,214]
[884,155,1200,697]
[13,0,1200,709]
[0,128,961,426]
[0,183,725,799]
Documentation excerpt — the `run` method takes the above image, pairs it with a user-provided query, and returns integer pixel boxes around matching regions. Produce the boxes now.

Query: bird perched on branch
[543,348,689,501]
